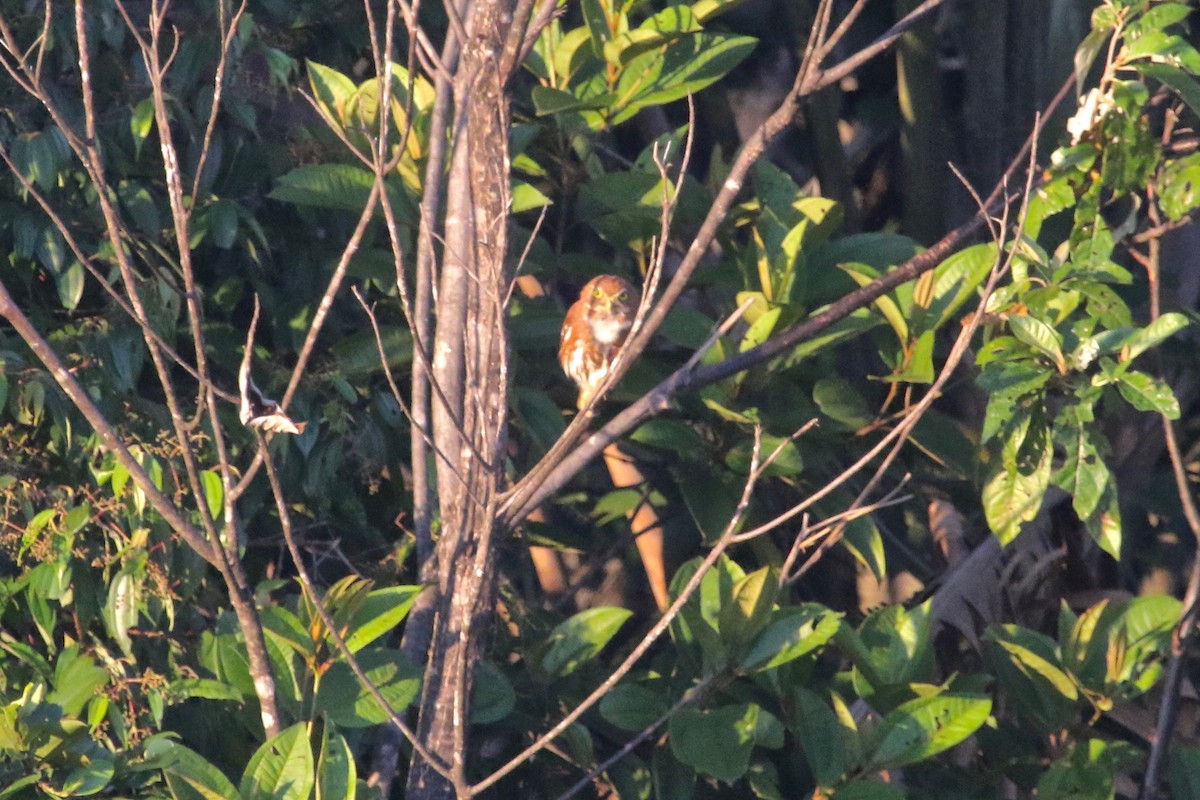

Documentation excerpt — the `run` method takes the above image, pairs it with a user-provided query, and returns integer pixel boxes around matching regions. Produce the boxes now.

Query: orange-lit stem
[603,442,670,612]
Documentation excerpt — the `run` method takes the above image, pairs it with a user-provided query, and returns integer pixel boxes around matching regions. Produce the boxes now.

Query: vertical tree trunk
[406,1,515,797]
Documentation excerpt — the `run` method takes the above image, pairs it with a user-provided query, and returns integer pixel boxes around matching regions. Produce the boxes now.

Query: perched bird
[559,275,639,410]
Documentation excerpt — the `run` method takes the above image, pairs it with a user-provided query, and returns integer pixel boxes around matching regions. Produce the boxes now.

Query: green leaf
[740,604,841,672]
[982,419,1053,545]
[61,756,115,796]
[889,329,935,384]
[163,678,244,705]
[842,515,887,581]
[630,419,706,453]
[600,684,670,731]
[149,740,240,800]
[581,0,613,54]
[1074,29,1110,93]
[841,263,908,342]
[812,377,872,428]
[240,723,314,800]
[829,780,907,800]
[49,647,109,717]
[1053,420,1109,520]
[542,606,632,676]
[669,704,761,783]
[611,33,756,124]
[130,97,155,155]
[259,606,315,660]
[1170,744,1200,800]
[307,60,357,125]
[868,693,992,769]
[512,180,553,213]
[201,470,223,522]
[472,660,516,725]
[1123,312,1189,362]
[1007,315,1065,371]
[792,688,857,786]
[315,648,421,727]
[343,585,422,653]
[718,567,777,654]
[1140,62,1200,120]
[929,242,999,329]
[316,729,356,800]
[270,164,412,218]
[986,625,1079,731]
[208,201,239,250]
[105,569,139,656]
[1157,152,1200,221]
[1117,371,1181,418]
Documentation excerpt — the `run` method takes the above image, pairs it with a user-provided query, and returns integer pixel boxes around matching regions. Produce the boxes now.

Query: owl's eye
[593,287,604,299]
[617,291,628,302]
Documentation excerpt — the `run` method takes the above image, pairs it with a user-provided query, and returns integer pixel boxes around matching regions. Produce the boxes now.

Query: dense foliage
[0,0,1199,798]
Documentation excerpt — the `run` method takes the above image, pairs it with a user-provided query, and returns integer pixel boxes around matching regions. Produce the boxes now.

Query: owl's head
[578,275,638,345]
[579,275,638,344]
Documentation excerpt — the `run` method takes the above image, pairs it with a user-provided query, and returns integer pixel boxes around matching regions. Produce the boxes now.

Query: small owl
[559,275,639,410]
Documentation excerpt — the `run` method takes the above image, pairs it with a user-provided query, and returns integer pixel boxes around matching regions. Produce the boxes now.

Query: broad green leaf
[542,606,632,676]
[148,740,240,800]
[1170,744,1200,800]
[1053,420,1109,520]
[201,470,223,522]
[49,647,109,717]
[208,201,239,250]
[259,606,315,659]
[130,97,155,155]
[1122,312,1189,362]
[792,688,857,786]
[813,377,872,429]
[690,0,751,21]
[1157,152,1200,221]
[985,625,1079,731]
[512,180,553,213]
[240,723,314,800]
[718,567,777,653]
[669,703,762,783]
[162,678,244,705]
[600,684,670,731]
[63,503,90,535]
[842,515,887,581]
[316,729,355,800]
[1083,486,1123,560]
[868,693,992,769]
[929,242,999,329]
[105,569,139,656]
[841,263,907,342]
[1007,315,1065,371]
[315,648,421,727]
[61,757,115,796]
[611,33,756,125]
[604,6,700,65]
[581,0,613,54]
[741,604,841,672]
[472,660,516,725]
[630,419,706,453]
[1117,371,1180,418]
[983,417,1053,545]
[269,164,409,216]
[889,329,935,384]
[1120,594,1181,646]
[830,780,907,800]
[343,585,422,653]
[1141,63,1200,123]
[307,60,357,125]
